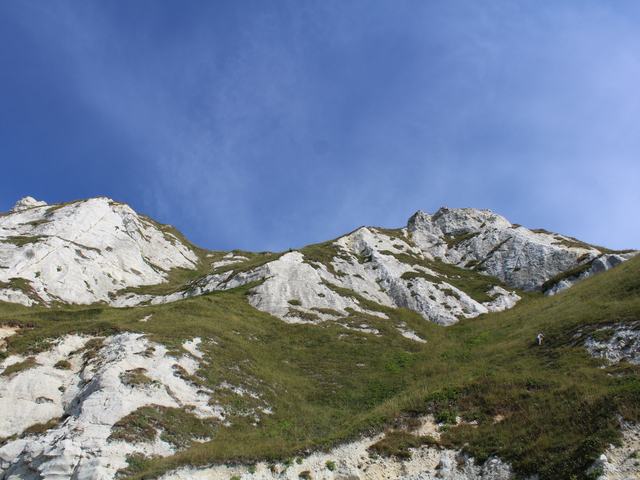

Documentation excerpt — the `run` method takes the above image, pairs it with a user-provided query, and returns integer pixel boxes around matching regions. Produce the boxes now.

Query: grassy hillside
[1,253,639,479]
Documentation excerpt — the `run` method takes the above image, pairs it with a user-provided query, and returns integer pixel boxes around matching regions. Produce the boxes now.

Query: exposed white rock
[596,418,640,479]
[0,324,20,352]
[1,200,638,480]
[120,226,523,326]
[0,197,199,306]
[407,207,616,292]
[106,206,633,327]
[331,228,521,326]
[160,416,526,480]
[247,251,377,322]
[211,253,250,270]
[229,228,516,326]
[183,337,203,358]
[0,333,223,480]
[155,415,638,480]
[110,292,154,308]
[9,197,48,213]
[546,252,638,296]
[397,323,427,343]
[2,198,630,330]
[0,335,89,437]
[585,326,640,365]
[483,286,521,313]
[586,453,610,480]
[0,288,34,307]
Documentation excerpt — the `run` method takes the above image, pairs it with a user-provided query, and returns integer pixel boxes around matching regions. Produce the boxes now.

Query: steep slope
[183,230,522,327]
[117,206,634,327]
[0,197,200,305]
[1,243,639,480]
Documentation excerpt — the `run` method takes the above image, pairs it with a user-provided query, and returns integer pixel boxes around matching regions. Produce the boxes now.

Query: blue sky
[1,1,639,252]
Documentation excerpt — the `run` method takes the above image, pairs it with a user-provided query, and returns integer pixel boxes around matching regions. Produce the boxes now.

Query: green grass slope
[1,254,639,480]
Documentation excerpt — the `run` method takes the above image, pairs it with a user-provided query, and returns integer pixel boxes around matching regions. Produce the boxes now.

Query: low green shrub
[54,360,71,370]
[435,407,458,425]
[369,431,437,459]
[592,329,615,343]
[122,453,150,475]
[23,418,60,436]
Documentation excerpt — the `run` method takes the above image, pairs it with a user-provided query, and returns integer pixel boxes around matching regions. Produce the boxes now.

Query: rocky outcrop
[0,330,530,480]
[0,332,224,480]
[595,417,640,479]
[545,252,638,296]
[107,206,637,327]
[0,198,634,325]
[9,197,48,213]
[0,199,638,480]
[159,415,640,480]
[159,414,528,480]
[584,325,640,365]
[3,327,638,480]
[0,289,34,307]
[407,207,616,292]
[131,228,521,327]
[0,197,199,305]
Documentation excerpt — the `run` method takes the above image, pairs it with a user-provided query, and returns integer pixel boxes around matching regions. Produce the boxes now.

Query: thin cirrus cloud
[0,1,638,252]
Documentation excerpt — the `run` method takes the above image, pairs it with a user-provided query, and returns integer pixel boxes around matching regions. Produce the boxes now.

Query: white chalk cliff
[406,207,636,292]
[0,197,199,306]
[112,206,634,327]
[0,332,224,480]
[169,229,522,328]
[1,198,635,327]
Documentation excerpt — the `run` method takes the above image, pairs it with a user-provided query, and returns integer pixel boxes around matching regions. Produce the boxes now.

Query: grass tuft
[1,357,37,376]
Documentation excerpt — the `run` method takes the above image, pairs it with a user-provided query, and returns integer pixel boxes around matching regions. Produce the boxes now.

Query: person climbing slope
[537,333,544,345]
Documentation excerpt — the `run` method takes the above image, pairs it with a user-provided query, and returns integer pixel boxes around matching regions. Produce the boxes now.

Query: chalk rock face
[598,418,640,479]
[584,326,640,365]
[9,197,48,213]
[0,197,199,305]
[0,288,34,307]
[92,202,630,327]
[546,252,638,295]
[1,198,633,328]
[145,227,521,328]
[408,207,606,291]
[0,332,222,480]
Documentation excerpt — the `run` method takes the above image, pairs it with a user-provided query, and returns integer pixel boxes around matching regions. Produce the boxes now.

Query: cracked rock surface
[0,197,198,305]
[137,227,522,327]
[407,207,627,292]
[0,332,222,480]
[584,325,640,365]
[546,252,638,296]
[110,206,633,327]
